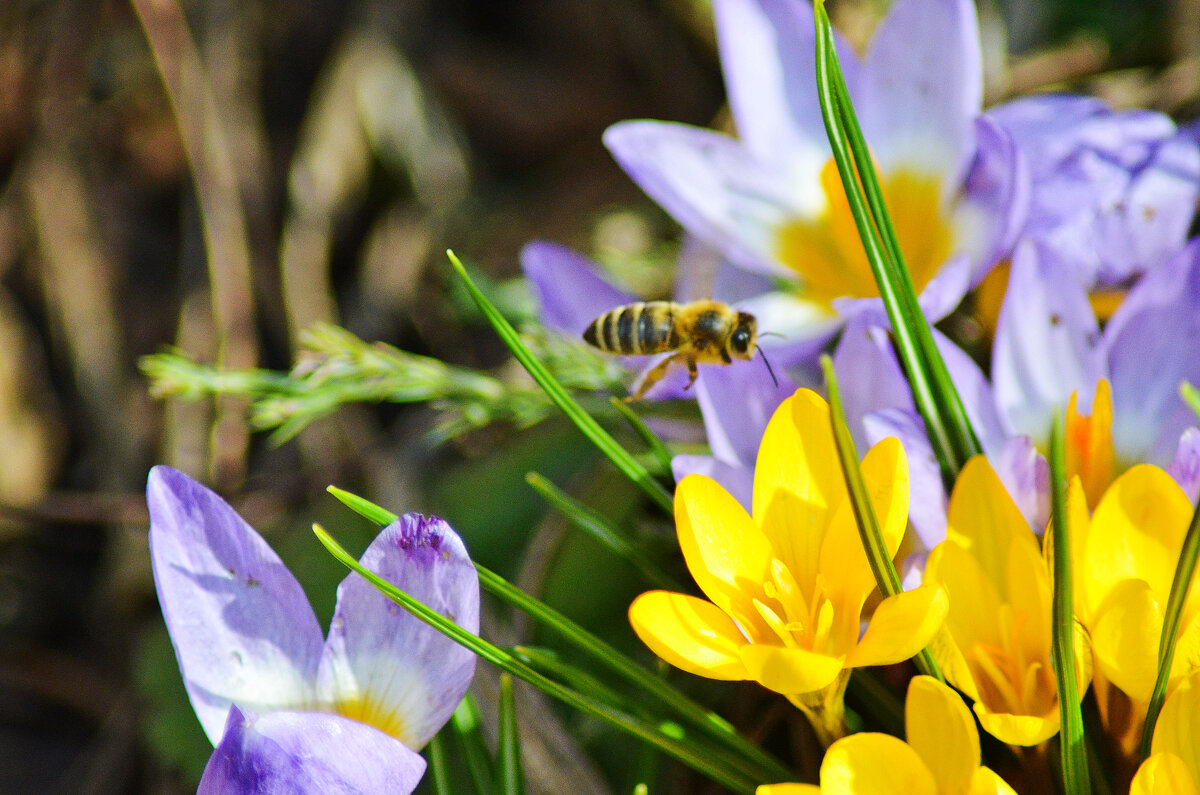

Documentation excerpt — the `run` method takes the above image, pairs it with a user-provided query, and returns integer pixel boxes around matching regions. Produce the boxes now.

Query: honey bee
[583,300,774,401]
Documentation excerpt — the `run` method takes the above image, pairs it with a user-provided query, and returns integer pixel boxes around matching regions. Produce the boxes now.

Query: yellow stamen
[1065,380,1116,507]
[774,158,954,307]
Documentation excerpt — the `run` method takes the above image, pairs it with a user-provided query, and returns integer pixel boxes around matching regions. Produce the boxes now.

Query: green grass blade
[312,524,762,793]
[447,250,672,513]
[498,674,526,795]
[822,356,941,682]
[525,472,686,592]
[1048,417,1091,794]
[452,695,496,794]
[1183,382,1200,421]
[425,732,454,795]
[609,397,674,475]
[1139,483,1200,758]
[812,0,981,485]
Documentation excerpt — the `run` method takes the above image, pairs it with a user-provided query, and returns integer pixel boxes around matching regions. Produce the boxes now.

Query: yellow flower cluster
[631,388,1200,792]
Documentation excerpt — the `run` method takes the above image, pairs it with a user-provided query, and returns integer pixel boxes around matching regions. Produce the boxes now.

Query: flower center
[965,605,1056,716]
[773,158,954,308]
[334,695,409,744]
[1065,379,1115,508]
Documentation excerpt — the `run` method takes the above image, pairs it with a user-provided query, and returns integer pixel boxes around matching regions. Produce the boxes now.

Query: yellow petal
[759,488,828,595]
[844,585,947,668]
[1004,530,1054,664]
[1151,669,1200,776]
[1130,753,1200,795]
[628,591,750,681]
[968,766,1020,795]
[676,474,772,636]
[1064,378,1115,508]
[927,540,1005,653]
[754,390,839,525]
[757,786,820,795]
[1090,578,1162,702]
[820,733,938,795]
[1084,465,1192,610]
[739,643,845,695]
[905,676,979,793]
[945,456,1033,586]
[974,702,1060,747]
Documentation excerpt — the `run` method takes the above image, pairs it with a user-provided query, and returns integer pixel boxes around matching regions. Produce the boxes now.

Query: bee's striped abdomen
[583,302,679,355]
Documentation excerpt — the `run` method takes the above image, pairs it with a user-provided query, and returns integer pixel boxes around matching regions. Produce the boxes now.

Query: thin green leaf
[313,524,761,793]
[447,250,672,513]
[326,485,398,526]
[498,675,526,795]
[425,732,453,795]
[822,356,941,682]
[452,695,496,794]
[524,472,686,592]
[609,397,674,475]
[812,0,980,487]
[1048,417,1091,794]
[1139,480,1200,758]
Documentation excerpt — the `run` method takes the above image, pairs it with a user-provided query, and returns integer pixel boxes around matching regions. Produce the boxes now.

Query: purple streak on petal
[672,454,755,513]
[862,408,947,552]
[695,363,794,469]
[147,466,322,744]
[990,435,1050,533]
[1105,238,1200,465]
[198,706,426,795]
[520,242,636,336]
[1167,428,1200,505]
[603,121,801,277]
[714,0,857,162]
[992,239,1106,443]
[956,116,1030,276]
[858,0,982,184]
[318,514,478,750]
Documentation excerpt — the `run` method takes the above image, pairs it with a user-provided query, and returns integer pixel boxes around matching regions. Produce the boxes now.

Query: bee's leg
[625,353,683,402]
[682,356,699,391]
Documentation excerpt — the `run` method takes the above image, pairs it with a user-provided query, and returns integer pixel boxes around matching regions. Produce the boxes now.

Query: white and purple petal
[317,514,479,750]
[1167,428,1200,505]
[147,466,323,744]
[954,115,1030,277]
[603,121,817,277]
[858,0,982,186]
[1105,238,1200,465]
[198,706,426,795]
[992,239,1106,443]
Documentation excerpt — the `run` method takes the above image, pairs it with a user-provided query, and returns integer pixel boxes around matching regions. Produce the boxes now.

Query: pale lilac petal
[673,236,730,302]
[672,454,754,512]
[198,706,425,795]
[1167,428,1200,505]
[734,291,841,365]
[1106,238,1200,465]
[932,327,1009,450]
[832,251,972,325]
[695,363,794,468]
[714,0,857,162]
[862,408,947,551]
[990,435,1050,532]
[858,0,982,184]
[992,239,1106,443]
[147,466,323,744]
[832,320,912,451]
[318,514,478,750]
[603,121,813,276]
[988,95,1200,287]
[955,115,1030,277]
[520,242,635,335]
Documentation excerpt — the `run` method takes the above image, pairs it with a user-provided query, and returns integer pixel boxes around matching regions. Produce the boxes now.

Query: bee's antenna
[758,347,780,388]
[758,331,786,340]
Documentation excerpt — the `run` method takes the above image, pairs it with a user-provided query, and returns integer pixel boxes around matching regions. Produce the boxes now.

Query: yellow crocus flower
[629,389,947,743]
[757,676,1017,795]
[1130,669,1200,795]
[926,456,1092,746]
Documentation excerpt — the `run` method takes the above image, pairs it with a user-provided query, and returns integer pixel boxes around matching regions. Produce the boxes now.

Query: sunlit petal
[820,733,937,795]
[844,585,947,668]
[629,591,751,681]
[905,676,979,794]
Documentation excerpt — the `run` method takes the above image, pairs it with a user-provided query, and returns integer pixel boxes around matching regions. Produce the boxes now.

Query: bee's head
[728,312,758,359]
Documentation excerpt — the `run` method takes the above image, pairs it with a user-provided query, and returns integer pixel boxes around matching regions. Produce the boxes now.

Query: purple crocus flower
[603,0,1026,345]
[147,466,479,794]
[986,95,1200,289]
